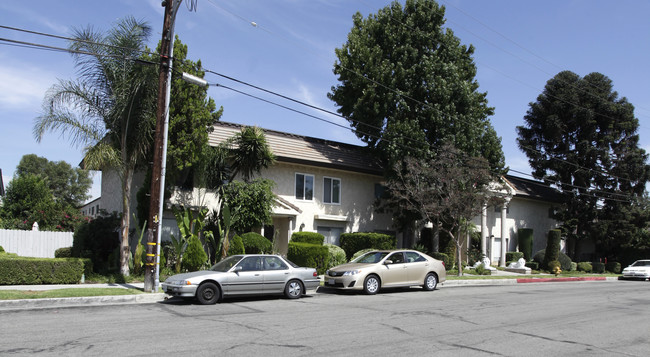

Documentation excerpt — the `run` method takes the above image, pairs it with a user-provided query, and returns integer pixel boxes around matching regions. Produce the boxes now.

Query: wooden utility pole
[145,0,181,293]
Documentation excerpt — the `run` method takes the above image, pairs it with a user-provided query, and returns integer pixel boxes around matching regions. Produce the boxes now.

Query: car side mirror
[233,266,243,272]
[384,260,393,265]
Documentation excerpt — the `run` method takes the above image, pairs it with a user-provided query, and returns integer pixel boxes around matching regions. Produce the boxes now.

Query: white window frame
[323,176,341,205]
[295,173,314,201]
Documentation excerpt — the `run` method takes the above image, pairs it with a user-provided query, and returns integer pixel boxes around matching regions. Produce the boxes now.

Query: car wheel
[284,279,303,299]
[196,282,220,305]
[363,275,380,295]
[423,272,437,291]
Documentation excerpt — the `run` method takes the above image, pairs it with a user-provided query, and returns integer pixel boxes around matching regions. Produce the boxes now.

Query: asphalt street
[0,279,646,356]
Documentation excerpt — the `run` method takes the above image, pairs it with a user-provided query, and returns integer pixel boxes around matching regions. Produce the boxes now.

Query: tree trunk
[120,167,133,276]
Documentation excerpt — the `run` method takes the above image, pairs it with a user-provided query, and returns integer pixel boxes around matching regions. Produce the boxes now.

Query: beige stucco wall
[261,162,394,237]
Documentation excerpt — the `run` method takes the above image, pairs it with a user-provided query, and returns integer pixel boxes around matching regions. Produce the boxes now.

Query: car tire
[363,275,380,295]
[284,279,303,299]
[196,282,220,305]
[423,272,437,291]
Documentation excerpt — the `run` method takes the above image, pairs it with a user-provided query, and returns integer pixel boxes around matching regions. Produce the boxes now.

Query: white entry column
[499,198,510,267]
[481,202,488,257]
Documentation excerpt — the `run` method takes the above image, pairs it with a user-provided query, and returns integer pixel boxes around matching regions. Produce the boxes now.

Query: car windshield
[352,251,389,264]
[210,255,243,272]
[631,260,650,267]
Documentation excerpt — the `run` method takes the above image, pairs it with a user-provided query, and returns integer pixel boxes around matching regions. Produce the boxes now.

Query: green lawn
[0,288,144,300]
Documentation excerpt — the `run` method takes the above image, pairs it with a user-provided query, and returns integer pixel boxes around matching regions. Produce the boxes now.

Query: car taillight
[442,261,445,268]
[313,272,318,277]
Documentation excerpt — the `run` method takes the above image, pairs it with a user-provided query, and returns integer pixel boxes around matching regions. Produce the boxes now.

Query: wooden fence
[0,229,74,258]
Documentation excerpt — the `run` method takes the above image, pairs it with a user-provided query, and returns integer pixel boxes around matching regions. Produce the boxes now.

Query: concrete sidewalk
[0,276,619,311]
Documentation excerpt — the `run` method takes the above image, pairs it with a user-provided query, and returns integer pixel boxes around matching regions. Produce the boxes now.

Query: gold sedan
[324,250,446,294]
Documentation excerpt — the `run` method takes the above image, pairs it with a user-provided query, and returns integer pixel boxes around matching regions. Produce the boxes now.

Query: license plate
[328,279,335,285]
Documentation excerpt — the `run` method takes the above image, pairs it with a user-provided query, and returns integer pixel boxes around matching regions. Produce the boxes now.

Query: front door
[225,256,264,295]
[380,252,408,287]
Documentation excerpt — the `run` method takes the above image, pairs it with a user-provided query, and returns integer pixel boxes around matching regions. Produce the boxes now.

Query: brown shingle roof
[504,175,563,203]
[209,121,383,175]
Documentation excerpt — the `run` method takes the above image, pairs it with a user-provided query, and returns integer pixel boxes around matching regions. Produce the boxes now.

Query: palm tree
[34,17,157,275]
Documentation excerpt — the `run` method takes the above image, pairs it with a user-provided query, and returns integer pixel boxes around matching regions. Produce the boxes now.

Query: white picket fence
[0,229,74,258]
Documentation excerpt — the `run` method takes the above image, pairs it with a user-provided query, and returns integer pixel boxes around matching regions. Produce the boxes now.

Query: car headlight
[169,280,192,285]
[343,270,361,276]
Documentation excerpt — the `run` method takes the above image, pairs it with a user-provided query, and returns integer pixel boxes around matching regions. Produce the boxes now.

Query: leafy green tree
[136,36,223,226]
[33,17,158,275]
[16,154,91,207]
[222,179,276,234]
[517,71,650,260]
[329,0,504,172]
[0,174,58,229]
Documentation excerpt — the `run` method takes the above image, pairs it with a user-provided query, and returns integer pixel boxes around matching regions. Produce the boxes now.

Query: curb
[0,293,166,311]
[442,276,618,287]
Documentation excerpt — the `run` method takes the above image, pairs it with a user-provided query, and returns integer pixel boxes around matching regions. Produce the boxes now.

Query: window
[263,256,288,270]
[295,173,314,200]
[405,251,427,263]
[494,205,510,214]
[323,177,341,204]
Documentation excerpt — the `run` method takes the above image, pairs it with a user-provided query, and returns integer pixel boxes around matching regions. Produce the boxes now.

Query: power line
[4,23,644,193]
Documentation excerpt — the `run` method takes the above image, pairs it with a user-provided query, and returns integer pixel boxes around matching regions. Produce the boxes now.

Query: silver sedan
[162,254,320,304]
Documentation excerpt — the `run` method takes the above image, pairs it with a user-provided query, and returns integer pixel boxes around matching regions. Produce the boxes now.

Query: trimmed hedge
[0,256,84,284]
[533,249,573,272]
[324,243,346,269]
[228,235,245,256]
[543,229,562,270]
[55,247,73,258]
[606,261,621,274]
[518,228,534,260]
[340,232,396,260]
[291,232,324,245]
[592,261,605,274]
[506,252,524,262]
[0,245,4,253]
[577,262,592,273]
[240,232,272,254]
[287,242,329,275]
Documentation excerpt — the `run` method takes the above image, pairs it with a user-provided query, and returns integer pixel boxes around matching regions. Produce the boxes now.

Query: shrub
[431,252,451,270]
[606,261,621,274]
[518,228,534,260]
[324,243,346,268]
[543,229,562,270]
[287,242,329,274]
[55,247,73,258]
[0,245,4,253]
[525,261,539,270]
[340,232,396,260]
[592,261,605,274]
[72,212,120,273]
[0,256,84,284]
[533,249,572,272]
[182,236,207,272]
[576,262,592,273]
[228,235,245,256]
[474,264,491,275]
[240,232,272,254]
[506,252,524,262]
[291,232,324,245]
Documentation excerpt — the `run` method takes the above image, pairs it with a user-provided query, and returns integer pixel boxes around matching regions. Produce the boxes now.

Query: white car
[621,260,650,280]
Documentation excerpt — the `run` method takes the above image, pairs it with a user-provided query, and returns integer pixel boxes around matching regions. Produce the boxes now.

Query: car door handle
[254,274,260,276]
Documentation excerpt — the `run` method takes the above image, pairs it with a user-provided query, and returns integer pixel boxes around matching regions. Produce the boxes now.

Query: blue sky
[1,0,649,202]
